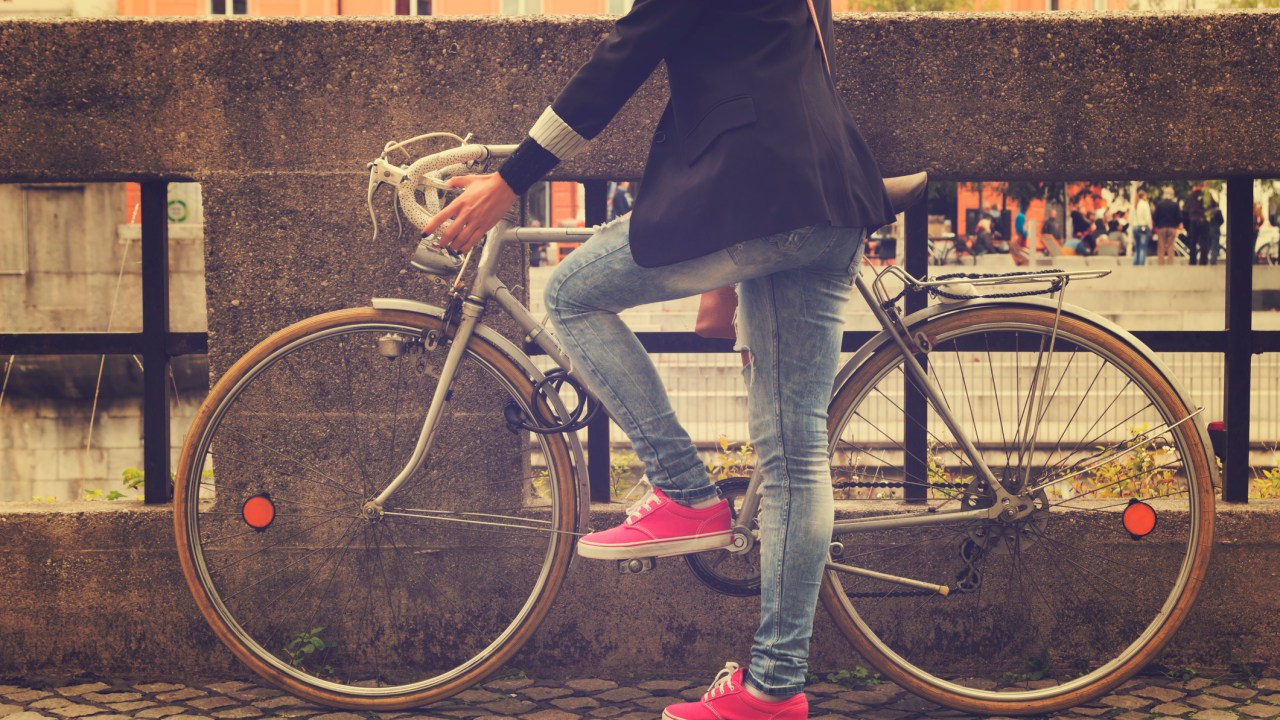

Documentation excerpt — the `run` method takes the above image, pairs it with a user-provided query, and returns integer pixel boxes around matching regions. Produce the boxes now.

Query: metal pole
[583,180,612,503]
[1222,176,1254,503]
[140,182,172,504]
[903,198,930,503]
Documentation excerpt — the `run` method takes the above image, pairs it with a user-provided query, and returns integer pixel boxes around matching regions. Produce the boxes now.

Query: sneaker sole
[576,532,733,560]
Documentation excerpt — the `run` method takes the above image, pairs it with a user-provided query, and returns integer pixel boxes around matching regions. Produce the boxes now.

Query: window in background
[500,0,542,14]
[394,0,430,14]
[210,0,248,14]
[606,0,633,13]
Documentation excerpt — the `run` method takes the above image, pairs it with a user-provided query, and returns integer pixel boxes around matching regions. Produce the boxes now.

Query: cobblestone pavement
[3,672,1279,720]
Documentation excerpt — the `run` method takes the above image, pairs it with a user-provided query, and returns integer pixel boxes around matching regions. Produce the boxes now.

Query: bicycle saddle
[884,172,928,215]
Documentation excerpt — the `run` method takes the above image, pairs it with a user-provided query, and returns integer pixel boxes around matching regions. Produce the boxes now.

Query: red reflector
[1123,499,1157,539]
[242,494,276,530]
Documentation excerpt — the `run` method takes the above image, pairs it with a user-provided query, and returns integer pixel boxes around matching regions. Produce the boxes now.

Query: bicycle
[174,134,1217,716]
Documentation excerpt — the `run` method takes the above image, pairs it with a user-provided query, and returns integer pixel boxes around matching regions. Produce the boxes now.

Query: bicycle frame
[369,217,595,508]
[363,143,1180,596]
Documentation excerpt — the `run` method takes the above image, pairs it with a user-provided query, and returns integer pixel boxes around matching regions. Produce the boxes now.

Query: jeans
[1186,220,1208,265]
[1156,226,1178,265]
[545,215,865,697]
[1132,226,1151,265]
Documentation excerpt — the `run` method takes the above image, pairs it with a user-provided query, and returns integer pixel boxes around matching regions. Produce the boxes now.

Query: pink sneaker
[663,663,808,720]
[576,488,732,560]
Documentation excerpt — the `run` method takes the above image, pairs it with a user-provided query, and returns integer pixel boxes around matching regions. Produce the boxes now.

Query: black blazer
[497,0,896,268]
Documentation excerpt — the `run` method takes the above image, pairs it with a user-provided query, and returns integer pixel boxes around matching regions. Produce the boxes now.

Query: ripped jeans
[544,214,865,697]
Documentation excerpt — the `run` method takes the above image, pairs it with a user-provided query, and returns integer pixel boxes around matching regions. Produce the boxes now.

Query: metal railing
[2,178,1272,506]
[0,182,202,504]
[566,178,1279,504]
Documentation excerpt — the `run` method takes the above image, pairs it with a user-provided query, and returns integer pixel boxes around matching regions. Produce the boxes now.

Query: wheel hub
[360,501,385,523]
[966,488,1050,554]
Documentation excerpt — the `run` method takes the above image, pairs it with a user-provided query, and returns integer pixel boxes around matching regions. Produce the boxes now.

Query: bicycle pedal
[617,557,656,574]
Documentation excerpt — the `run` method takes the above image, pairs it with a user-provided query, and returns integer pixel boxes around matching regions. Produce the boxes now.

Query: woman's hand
[421,173,519,254]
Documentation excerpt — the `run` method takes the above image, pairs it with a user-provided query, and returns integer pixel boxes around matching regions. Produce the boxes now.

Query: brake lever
[367,172,382,243]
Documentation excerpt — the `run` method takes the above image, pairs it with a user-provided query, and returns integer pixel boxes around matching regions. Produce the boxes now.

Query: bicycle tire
[820,304,1214,715]
[174,307,578,710]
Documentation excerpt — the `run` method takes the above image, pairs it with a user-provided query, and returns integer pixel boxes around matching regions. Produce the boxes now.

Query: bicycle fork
[368,297,486,512]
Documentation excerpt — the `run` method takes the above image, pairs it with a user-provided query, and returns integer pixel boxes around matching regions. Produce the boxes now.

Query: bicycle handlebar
[391,143,518,231]
[366,139,522,274]
[368,138,598,275]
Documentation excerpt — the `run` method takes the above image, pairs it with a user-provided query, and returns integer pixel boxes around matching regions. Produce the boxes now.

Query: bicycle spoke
[823,305,1211,710]
[199,474,357,514]
[835,431,965,499]
[217,517,361,604]
[221,427,359,498]
[950,341,984,455]
[985,334,1010,460]
[1038,377,1136,480]
[338,341,377,499]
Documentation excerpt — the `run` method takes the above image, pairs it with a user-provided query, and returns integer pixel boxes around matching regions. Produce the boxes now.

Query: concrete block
[104,449,143,485]
[25,479,64,502]
[90,411,142,450]
[167,282,209,333]
[0,502,1276,681]
[102,399,142,419]
[14,427,64,468]
[3,15,1280,183]
[169,238,207,275]
[0,277,25,329]
[54,449,109,491]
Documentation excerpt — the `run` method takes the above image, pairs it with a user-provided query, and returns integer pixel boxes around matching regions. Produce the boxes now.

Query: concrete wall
[0,394,203,502]
[1,503,1279,682]
[5,14,1280,186]
[3,13,1280,680]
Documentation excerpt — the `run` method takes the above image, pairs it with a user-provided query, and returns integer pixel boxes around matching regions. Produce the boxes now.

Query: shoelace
[702,661,741,701]
[624,489,661,525]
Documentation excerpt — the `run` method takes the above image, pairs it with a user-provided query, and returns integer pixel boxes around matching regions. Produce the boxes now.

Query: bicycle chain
[831,480,969,490]
[843,588,939,598]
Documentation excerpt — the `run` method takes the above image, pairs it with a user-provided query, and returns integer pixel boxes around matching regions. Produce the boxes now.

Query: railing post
[583,180,612,503]
[141,182,172,505]
[903,200,929,503]
[1223,176,1254,503]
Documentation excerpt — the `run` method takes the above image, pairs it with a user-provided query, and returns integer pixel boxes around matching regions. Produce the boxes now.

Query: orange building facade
[117,0,626,18]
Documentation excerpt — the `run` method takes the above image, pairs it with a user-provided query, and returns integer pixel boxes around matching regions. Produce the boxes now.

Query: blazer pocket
[684,95,757,166]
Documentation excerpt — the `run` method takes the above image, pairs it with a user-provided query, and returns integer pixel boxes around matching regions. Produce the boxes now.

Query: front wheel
[174,308,579,709]
[821,305,1215,715]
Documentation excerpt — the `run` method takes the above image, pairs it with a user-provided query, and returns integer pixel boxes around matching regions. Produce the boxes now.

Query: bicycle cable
[503,369,602,435]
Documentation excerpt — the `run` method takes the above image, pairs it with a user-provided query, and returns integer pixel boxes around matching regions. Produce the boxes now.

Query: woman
[1131,189,1153,266]
[422,2,895,719]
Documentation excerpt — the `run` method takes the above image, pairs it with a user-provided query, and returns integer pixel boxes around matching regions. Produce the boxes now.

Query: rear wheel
[174,308,578,709]
[821,305,1214,715]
